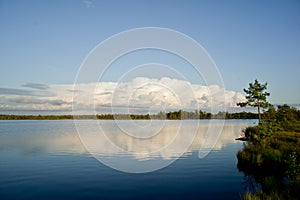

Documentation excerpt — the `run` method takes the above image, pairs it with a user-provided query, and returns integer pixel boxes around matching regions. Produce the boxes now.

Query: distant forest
[0,110,258,120]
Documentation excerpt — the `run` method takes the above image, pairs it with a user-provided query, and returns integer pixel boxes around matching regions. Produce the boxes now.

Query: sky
[0,0,300,114]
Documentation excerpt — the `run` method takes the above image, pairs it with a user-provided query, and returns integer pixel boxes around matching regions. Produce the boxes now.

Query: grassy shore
[237,105,300,199]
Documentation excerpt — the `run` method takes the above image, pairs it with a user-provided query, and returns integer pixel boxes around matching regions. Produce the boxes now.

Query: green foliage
[242,104,300,141]
[284,151,300,181]
[224,111,258,119]
[244,126,259,141]
[238,104,300,200]
[243,79,270,108]
[237,79,270,122]
[244,190,283,200]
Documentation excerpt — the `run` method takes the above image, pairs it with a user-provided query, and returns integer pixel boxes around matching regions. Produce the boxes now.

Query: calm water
[0,120,255,200]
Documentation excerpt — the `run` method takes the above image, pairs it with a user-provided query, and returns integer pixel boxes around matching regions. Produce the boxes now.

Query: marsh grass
[237,105,300,199]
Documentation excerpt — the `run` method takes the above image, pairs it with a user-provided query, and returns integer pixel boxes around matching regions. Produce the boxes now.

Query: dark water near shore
[0,120,256,199]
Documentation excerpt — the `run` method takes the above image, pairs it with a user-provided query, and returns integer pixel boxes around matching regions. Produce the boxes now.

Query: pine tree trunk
[258,102,261,123]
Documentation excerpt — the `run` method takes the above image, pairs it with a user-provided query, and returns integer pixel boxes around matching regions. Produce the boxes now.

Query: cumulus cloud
[0,77,246,114]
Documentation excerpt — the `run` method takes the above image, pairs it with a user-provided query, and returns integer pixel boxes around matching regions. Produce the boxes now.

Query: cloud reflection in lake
[0,120,253,161]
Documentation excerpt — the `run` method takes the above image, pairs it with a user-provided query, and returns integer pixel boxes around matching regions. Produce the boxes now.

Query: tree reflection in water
[237,143,299,199]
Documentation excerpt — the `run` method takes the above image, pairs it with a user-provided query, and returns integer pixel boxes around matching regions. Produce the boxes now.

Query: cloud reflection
[0,120,253,160]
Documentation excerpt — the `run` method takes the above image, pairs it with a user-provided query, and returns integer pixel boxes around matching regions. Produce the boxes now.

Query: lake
[0,120,256,199]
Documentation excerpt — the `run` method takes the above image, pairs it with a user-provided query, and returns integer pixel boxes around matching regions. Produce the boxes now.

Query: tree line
[0,110,259,120]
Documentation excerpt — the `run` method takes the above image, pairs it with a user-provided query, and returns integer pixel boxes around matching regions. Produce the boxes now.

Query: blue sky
[0,0,300,112]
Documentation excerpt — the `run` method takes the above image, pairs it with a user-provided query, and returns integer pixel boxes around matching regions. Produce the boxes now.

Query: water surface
[0,120,255,199]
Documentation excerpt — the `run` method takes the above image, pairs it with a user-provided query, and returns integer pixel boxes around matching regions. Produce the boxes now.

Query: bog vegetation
[236,79,300,200]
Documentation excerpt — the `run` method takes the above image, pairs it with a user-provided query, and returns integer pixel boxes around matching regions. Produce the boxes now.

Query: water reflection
[0,120,252,160]
[0,129,86,155]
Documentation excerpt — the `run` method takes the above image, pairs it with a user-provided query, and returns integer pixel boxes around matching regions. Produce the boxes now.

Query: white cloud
[0,77,246,114]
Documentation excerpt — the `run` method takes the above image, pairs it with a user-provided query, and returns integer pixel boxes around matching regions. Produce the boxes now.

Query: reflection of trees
[238,147,300,199]
[241,175,260,194]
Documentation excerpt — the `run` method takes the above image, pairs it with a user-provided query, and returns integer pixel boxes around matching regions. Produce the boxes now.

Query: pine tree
[237,79,270,123]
